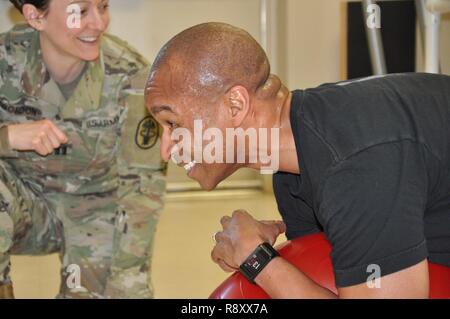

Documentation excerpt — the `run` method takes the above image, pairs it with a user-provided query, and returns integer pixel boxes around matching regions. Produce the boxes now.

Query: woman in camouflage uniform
[0,0,166,298]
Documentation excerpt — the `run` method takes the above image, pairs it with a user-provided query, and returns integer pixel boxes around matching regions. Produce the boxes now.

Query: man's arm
[256,256,338,299]
[211,210,429,299]
[338,260,429,299]
[256,257,428,299]
[212,210,336,298]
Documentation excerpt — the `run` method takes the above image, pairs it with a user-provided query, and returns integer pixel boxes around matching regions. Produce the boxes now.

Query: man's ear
[22,4,45,31]
[226,85,250,127]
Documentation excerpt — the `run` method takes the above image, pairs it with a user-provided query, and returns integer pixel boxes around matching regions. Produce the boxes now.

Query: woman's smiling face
[35,0,110,62]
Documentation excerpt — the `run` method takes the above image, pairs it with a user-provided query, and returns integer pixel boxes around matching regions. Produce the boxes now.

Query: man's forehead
[146,69,175,102]
[146,67,170,90]
[146,64,217,118]
[146,63,187,97]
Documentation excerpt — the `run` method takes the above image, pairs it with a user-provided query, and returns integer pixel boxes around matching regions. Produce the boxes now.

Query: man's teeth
[184,161,196,172]
[79,36,98,43]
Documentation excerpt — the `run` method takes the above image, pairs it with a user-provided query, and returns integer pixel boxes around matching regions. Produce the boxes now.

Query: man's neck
[39,33,86,85]
[248,75,300,174]
[274,88,300,174]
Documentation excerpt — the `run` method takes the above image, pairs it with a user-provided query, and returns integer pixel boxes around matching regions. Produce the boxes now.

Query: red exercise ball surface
[209,232,450,299]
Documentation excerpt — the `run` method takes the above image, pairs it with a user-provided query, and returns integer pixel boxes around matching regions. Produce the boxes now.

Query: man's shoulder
[295,73,449,162]
[102,33,149,78]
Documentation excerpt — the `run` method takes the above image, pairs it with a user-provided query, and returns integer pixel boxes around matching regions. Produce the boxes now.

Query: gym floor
[10,192,284,299]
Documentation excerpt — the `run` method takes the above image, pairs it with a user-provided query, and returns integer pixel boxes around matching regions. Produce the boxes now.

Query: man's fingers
[220,216,231,229]
[211,245,226,265]
[211,241,237,269]
[275,221,287,233]
[217,259,238,273]
[259,220,286,244]
[261,220,287,234]
[214,231,227,243]
[231,209,250,219]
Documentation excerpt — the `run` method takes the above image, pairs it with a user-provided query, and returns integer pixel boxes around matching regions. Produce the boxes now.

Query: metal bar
[362,0,387,75]
[415,0,426,55]
[260,0,269,52]
[259,0,280,74]
[416,0,441,73]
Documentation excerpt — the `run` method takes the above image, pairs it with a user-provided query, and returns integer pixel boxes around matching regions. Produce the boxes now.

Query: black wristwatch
[239,242,280,284]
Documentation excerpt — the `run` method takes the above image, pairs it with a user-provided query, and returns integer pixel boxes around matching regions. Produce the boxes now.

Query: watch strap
[239,242,280,284]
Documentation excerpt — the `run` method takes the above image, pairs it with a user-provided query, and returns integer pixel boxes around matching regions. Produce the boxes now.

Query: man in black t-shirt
[145,22,450,298]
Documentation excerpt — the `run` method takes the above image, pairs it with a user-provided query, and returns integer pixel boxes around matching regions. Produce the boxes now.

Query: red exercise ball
[209,232,450,299]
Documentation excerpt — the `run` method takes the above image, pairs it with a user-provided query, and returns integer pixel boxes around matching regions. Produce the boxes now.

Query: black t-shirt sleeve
[319,141,431,287]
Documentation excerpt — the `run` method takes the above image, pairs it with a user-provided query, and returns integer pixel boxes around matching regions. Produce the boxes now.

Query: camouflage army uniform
[0,24,166,298]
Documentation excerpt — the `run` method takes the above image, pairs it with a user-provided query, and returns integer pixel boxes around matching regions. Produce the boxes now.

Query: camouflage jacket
[0,23,166,228]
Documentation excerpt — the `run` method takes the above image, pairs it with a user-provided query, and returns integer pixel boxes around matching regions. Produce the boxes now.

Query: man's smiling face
[145,63,242,191]
[145,22,273,189]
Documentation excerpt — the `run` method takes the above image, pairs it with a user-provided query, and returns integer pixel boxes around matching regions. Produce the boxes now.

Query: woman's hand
[211,209,286,272]
[7,120,69,156]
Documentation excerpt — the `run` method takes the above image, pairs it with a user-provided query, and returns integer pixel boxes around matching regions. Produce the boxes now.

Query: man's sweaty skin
[145,23,299,190]
[145,22,429,299]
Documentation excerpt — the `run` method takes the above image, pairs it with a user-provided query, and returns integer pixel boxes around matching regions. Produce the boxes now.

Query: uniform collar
[61,53,105,119]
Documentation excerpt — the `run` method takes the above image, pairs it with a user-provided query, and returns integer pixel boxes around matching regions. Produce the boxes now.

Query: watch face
[248,256,262,270]
[240,243,279,284]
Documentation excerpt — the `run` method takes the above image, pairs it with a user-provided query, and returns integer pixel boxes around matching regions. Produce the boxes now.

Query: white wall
[0,0,262,63]
[1,0,449,89]
[283,0,343,88]
[107,0,263,65]
[283,0,450,89]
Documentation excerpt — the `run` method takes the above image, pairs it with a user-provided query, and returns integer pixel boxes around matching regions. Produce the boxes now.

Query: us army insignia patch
[135,116,159,150]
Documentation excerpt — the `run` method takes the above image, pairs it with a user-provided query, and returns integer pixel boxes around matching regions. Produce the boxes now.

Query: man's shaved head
[147,22,270,100]
[145,23,285,191]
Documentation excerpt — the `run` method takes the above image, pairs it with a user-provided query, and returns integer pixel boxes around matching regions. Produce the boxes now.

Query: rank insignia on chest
[54,144,72,155]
